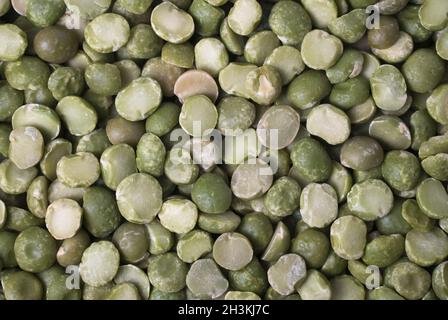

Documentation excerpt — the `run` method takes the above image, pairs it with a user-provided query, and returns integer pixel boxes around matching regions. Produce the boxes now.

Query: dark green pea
[419,135,448,159]
[136,133,166,177]
[125,24,164,60]
[362,234,405,268]
[145,102,181,137]
[0,82,24,121]
[34,26,79,64]
[82,283,114,301]
[290,138,332,183]
[340,136,384,171]
[4,206,44,232]
[402,199,435,232]
[5,57,51,91]
[329,77,371,110]
[287,70,332,110]
[367,15,400,49]
[376,199,411,235]
[321,250,348,277]
[145,220,174,255]
[402,49,445,94]
[238,212,273,254]
[39,265,82,300]
[330,275,365,300]
[14,226,57,273]
[188,0,224,37]
[390,261,431,300]
[48,67,85,101]
[107,283,141,300]
[348,259,382,286]
[228,257,268,296]
[112,222,149,263]
[191,173,232,214]
[1,270,43,300]
[0,230,18,268]
[397,5,432,43]
[76,129,112,157]
[85,63,122,96]
[83,90,113,120]
[56,229,91,267]
[26,0,66,28]
[410,110,437,151]
[291,228,330,269]
[106,116,145,147]
[147,252,188,293]
[381,150,421,192]
[0,124,11,158]
[82,187,121,238]
[325,49,365,84]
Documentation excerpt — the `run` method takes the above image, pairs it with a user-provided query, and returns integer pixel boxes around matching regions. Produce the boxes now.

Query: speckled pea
[268,0,312,46]
[5,57,50,91]
[290,138,332,183]
[381,150,420,192]
[0,24,28,62]
[328,9,366,44]
[287,70,332,110]
[25,0,66,27]
[264,177,301,218]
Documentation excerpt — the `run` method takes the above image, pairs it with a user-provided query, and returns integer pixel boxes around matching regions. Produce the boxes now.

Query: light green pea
[307,104,351,145]
[26,176,48,219]
[114,265,150,300]
[176,230,213,263]
[427,84,448,125]
[12,104,60,141]
[231,159,273,201]
[76,129,112,158]
[0,159,38,195]
[401,199,435,232]
[114,60,141,89]
[4,206,43,232]
[0,24,28,62]
[85,13,130,53]
[56,97,97,137]
[301,30,343,71]
[186,258,228,299]
[405,228,448,267]
[144,219,175,255]
[328,161,353,203]
[45,199,83,240]
[370,64,408,112]
[48,67,85,101]
[150,2,194,44]
[347,179,394,221]
[48,179,85,203]
[158,198,198,234]
[80,241,120,287]
[179,95,218,137]
[331,215,367,260]
[436,29,448,60]
[217,96,255,136]
[164,147,199,185]
[432,261,448,300]
[264,46,305,85]
[261,221,291,263]
[227,0,261,36]
[64,0,112,20]
[297,270,331,300]
[418,0,448,32]
[194,38,229,77]
[267,253,306,296]
[8,126,44,170]
[371,32,414,64]
[300,183,338,228]
[219,63,257,99]
[116,173,163,224]
[56,152,100,188]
